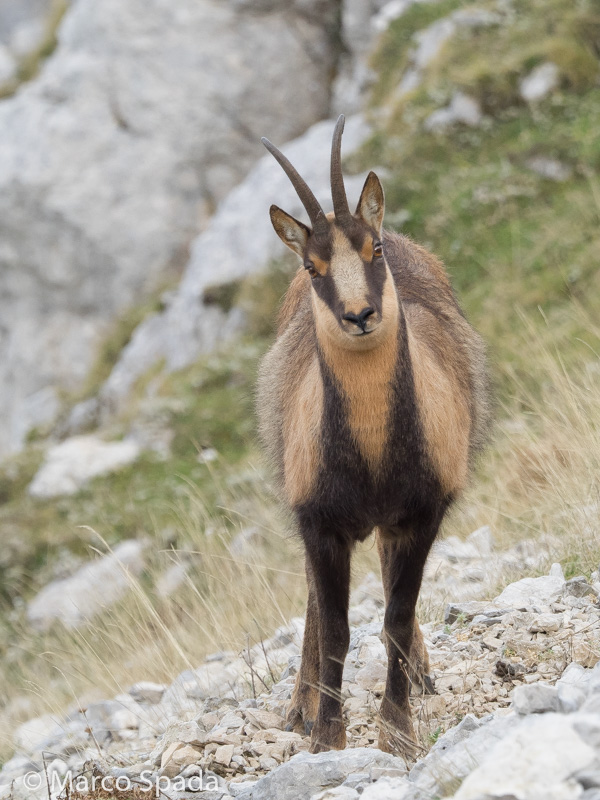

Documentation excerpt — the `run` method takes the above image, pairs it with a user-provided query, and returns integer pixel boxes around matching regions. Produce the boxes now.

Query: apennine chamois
[257,116,489,756]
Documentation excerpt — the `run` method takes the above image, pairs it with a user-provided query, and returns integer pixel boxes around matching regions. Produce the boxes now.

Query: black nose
[343,307,375,331]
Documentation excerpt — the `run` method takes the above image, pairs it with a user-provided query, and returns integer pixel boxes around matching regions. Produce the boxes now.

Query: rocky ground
[3,529,600,800]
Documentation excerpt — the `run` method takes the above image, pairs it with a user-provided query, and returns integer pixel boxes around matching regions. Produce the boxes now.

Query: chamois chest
[294,338,443,538]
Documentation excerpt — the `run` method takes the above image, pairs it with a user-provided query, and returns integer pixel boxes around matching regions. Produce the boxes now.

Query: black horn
[330,114,352,226]
[261,136,328,236]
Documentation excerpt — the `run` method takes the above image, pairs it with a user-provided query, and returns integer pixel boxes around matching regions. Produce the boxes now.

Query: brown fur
[316,272,400,472]
[360,237,374,263]
[282,354,323,504]
[262,233,488,501]
[257,132,489,759]
[406,305,471,494]
[310,254,329,276]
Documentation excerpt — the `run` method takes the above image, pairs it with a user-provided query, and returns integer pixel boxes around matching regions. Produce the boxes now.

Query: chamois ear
[270,205,310,258]
[355,171,385,235]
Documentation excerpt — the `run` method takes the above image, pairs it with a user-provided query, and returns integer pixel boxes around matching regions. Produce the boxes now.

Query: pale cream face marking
[329,227,369,317]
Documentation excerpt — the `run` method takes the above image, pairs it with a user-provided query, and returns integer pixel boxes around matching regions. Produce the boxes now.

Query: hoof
[285,701,316,736]
[309,719,346,753]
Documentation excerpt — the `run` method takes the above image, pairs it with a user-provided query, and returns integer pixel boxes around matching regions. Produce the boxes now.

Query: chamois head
[262,116,398,351]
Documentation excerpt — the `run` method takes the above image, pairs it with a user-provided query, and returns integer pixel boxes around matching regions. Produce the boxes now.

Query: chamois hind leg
[376,530,434,696]
[286,558,320,735]
[376,516,441,759]
[304,534,352,753]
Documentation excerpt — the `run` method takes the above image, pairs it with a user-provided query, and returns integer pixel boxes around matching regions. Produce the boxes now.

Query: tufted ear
[269,205,310,258]
[355,171,385,235]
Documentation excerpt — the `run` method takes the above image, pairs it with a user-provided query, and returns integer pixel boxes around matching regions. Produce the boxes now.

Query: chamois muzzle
[343,307,375,333]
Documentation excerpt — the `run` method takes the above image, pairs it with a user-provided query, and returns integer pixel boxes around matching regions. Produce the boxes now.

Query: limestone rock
[424,92,482,132]
[26,539,144,631]
[453,714,595,800]
[14,714,63,755]
[243,709,285,731]
[28,435,140,498]
[360,776,414,798]
[526,156,573,182]
[520,62,560,102]
[0,0,337,457]
[511,683,561,715]
[409,714,520,796]
[151,721,208,765]
[160,743,203,778]
[236,748,406,800]
[129,682,167,705]
[565,576,596,598]
[494,574,565,609]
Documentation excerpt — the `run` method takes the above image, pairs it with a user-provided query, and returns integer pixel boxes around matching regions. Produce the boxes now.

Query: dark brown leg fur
[376,520,440,758]
[303,535,351,753]
[286,560,320,735]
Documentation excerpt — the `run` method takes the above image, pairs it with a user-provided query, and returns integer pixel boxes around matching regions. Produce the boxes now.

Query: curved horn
[261,136,328,236]
[330,114,352,226]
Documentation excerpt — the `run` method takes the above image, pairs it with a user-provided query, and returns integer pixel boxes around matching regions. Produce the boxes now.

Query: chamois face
[271,171,398,351]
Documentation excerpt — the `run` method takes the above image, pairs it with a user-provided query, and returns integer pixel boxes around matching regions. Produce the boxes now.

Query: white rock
[360,776,412,798]
[0,44,16,84]
[557,663,594,700]
[511,683,561,715]
[392,6,498,100]
[0,0,338,457]
[372,0,424,34]
[453,714,595,800]
[6,773,46,800]
[101,116,371,408]
[236,749,406,800]
[520,62,560,102]
[14,714,63,755]
[550,563,565,579]
[557,683,586,713]
[526,156,572,182]
[528,613,562,633]
[355,661,387,690]
[129,682,166,704]
[28,435,140,498]
[412,16,456,71]
[467,525,494,555]
[424,92,482,131]
[27,539,145,630]
[311,787,360,800]
[410,714,520,795]
[495,575,565,609]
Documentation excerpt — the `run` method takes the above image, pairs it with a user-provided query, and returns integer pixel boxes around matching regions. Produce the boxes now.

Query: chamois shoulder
[383,229,456,306]
[276,266,311,336]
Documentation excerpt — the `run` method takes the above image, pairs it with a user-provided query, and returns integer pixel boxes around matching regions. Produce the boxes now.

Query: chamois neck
[317,299,402,473]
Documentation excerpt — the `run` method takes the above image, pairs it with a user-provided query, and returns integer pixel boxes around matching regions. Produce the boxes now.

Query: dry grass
[446,306,600,567]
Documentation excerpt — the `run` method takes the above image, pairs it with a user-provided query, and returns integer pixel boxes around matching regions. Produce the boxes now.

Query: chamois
[257,116,489,756]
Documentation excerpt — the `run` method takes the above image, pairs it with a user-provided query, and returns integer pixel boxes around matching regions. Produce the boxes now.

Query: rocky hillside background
[1,0,600,795]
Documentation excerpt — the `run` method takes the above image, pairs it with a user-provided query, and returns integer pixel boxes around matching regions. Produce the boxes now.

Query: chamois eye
[373,242,383,258]
[305,262,318,278]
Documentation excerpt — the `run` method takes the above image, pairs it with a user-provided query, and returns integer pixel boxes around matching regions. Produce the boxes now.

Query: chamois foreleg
[286,557,320,735]
[376,529,434,695]
[377,515,441,757]
[304,533,351,753]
